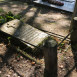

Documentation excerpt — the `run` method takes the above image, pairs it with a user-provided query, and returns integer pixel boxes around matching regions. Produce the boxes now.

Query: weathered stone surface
[33,0,75,12]
[0,19,21,35]
[0,19,48,49]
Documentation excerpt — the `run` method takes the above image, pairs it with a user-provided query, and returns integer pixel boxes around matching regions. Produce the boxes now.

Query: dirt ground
[0,43,44,77]
[0,0,71,36]
[0,35,76,77]
[0,0,77,77]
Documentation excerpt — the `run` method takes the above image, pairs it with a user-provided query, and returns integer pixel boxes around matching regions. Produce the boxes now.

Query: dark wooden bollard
[71,17,77,50]
[71,17,77,42]
[70,17,77,69]
[43,38,57,77]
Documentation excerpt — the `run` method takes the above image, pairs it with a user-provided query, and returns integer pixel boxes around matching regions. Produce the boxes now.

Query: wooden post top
[74,17,77,21]
[43,37,57,48]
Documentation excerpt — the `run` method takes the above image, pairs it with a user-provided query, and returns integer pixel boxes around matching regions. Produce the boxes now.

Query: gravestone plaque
[33,0,75,12]
[0,19,48,49]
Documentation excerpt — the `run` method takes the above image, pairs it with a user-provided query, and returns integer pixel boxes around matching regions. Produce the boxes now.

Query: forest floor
[0,0,77,77]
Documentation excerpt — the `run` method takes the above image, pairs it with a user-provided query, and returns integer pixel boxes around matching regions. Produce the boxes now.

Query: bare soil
[0,37,76,77]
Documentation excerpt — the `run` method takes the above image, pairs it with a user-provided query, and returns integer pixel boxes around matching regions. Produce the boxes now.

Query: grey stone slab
[0,19,21,35]
[0,19,48,49]
[33,0,75,12]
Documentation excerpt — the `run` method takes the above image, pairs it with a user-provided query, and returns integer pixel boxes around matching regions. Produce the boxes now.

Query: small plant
[7,37,11,45]
[0,8,5,13]
[58,42,65,52]
[59,43,65,49]
[14,14,21,19]
[0,16,6,25]
[0,10,21,25]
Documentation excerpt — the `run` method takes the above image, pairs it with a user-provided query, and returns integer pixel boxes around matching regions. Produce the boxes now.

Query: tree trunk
[70,0,77,31]
[70,0,77,70]
[43,38,57,77]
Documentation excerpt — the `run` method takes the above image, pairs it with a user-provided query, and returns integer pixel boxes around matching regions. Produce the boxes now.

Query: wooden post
[70,0,77,49]
[43,38,57,77]
[70,0,77,70]
[70,0,77,31]
[71,17,77,42]
[70,17,77,70]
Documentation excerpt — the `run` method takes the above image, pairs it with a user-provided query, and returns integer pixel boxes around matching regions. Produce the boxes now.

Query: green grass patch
[0,9,21,25]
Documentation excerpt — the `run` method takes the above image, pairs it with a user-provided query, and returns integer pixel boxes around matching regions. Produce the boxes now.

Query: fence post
[71,17,77,42]
[43,38,57,77]
[70,0,77,70]
[70,17,77,69]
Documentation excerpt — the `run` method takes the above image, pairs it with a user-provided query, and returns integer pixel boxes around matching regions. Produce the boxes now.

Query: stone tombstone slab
[0,19,48,49]
[0,19,21,35]
[33,0,75,12]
